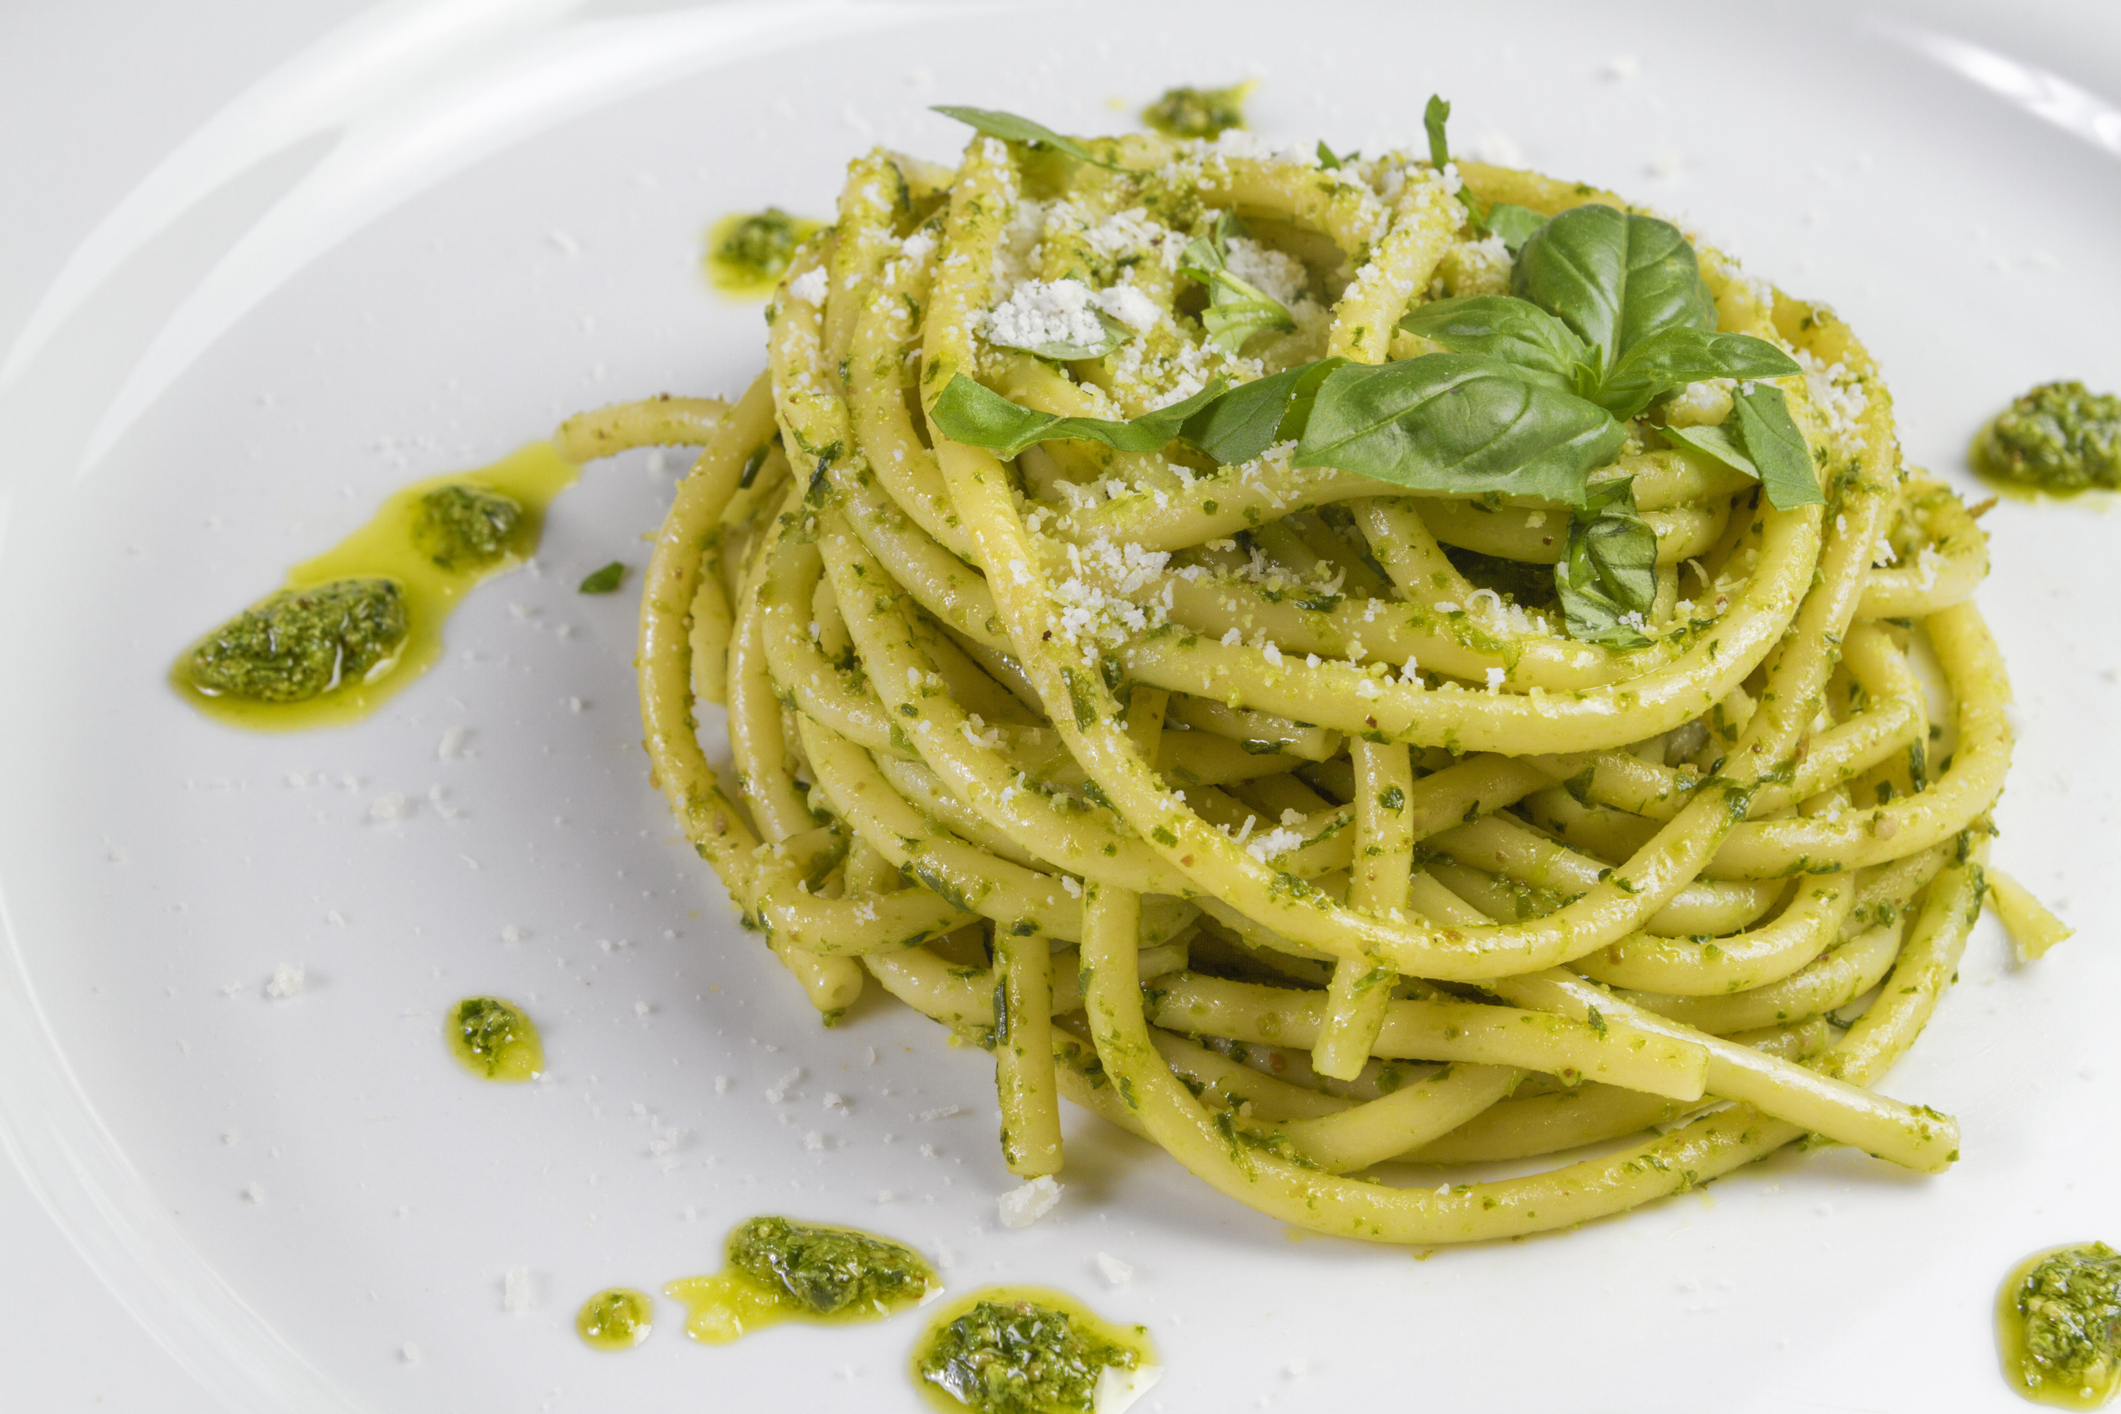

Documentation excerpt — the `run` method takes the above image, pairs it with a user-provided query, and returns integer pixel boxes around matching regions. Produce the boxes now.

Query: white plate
[4,2,2119,1410]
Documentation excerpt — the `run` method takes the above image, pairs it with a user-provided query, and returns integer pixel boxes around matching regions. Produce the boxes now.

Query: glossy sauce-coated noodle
[604,124,2007,1242]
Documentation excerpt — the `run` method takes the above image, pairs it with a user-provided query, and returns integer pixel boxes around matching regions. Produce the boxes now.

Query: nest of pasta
[603,120,2010,1243]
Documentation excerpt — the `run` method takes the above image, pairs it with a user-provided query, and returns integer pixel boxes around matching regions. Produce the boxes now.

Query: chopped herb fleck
[579,561,627,593]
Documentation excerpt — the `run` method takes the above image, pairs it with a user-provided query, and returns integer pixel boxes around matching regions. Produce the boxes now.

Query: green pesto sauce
[666,1216,937,1344]
[1140,83,1253,139]
[445,996,544,1082]
[705,208,823,298]
[411,484,523,570]
[2000,1243,2121,1408]
[911,1286,1155,1414]
[1973,382,2121,496]
[576,1287,654,1350]
[173,443,579,730]
[187,578,408,703]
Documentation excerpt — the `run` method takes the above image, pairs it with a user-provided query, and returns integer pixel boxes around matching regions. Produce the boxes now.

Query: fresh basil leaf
[1593,327,1801,420]
[928,373,1226,459]
[930,106,1121,170]
[1176,357,1350,465]
[1731,382,1823,508]
[1486,203,1546,254]
[1178,214,1296,353]
[1660,420,1758,479]
[1512,204,1715,374]
[1293,354,1625,503]
[1554,476,1656,647]
[1316,140,1358,171]
[985,308,1132,361]
[1398,296,1589,392]
[1660,385,1824,511]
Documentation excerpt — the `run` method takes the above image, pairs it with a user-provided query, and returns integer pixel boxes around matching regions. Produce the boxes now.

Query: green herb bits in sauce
[576,1287,655,1351]
[1140,82,1252,139]
[187,578,408,704]
[706,209,822,298]
[1974,382,2121,495]
[173,443,579,731]
[912,1287,1158,1414]
[445,996,544,1082]
[666,1216,937,1344]
[2001,1243,2121,1408]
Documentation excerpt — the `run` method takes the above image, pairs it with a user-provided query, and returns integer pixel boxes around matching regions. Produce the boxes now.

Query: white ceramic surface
[3,2,2119,1411]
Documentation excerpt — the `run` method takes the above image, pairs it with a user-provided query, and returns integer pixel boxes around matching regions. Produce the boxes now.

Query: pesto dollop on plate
[187,577,408,703]
[1973,381,2121,494]
[913,1288,1157,1414]
[2000,1242,2121,1409]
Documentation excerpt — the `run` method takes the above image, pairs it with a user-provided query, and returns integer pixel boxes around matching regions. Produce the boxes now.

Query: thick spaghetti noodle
[593,117,2009,1243]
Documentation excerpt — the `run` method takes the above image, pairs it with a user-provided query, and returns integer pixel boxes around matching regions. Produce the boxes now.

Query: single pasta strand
[1312,741,1415,1080]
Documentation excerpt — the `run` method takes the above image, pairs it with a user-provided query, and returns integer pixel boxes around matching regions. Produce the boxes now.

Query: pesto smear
[1974,381,2121,495]
[444,996,544,1082]
[666,1216,936,1343]
[172,443,579,731]
[2000,1243,2121,1408]
[705,208,822,298]
[576,1287,654,1351]
[912,1287,1157,1414]
[1140,82,1252,139]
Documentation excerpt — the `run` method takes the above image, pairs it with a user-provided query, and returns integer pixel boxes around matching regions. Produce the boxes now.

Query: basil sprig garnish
[1554,477,1658,647]
[1177,213,1296,353]
[1399,204,1821,507]
[931,106,1122,170]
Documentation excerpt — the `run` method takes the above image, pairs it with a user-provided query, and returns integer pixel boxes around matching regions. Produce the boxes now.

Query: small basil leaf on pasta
[1593,327,1800,420]
[928,373,1227,458]
[1421,94,1489,232]
[1661,420,1758,479]
[1554,476,1657,646]
[1398,296,1588,392]
[1176,357,1350,465]
[1731,382,1824,508]
[1423,94,1455,170]
[1316,140,1357,170]
[1485,203,1546,254]
[985,309,1132,362]
[930,106,1122,170]
[1512,205,1716,373]
[1178,215,1297,354]
[1293,353,1624,503]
